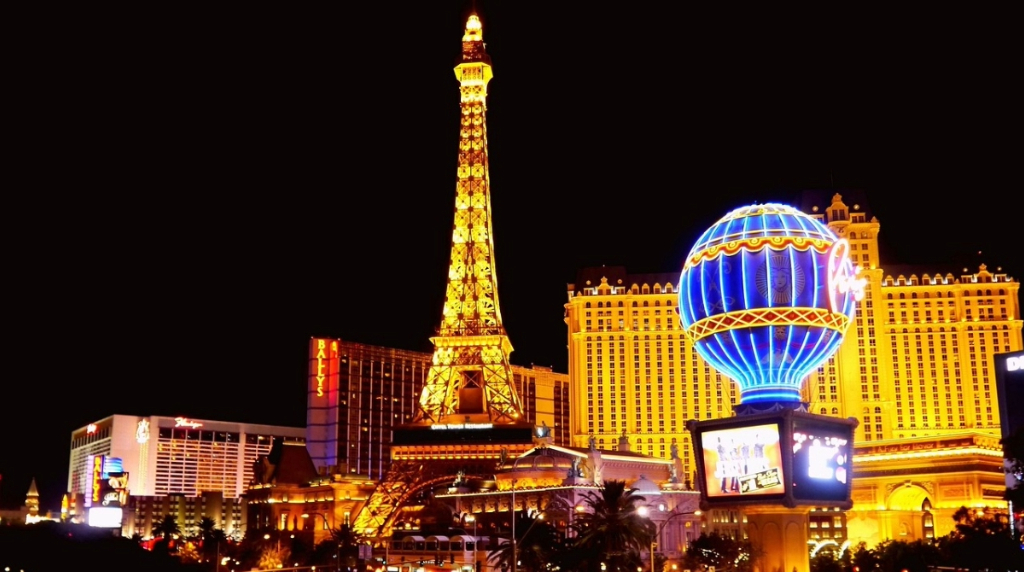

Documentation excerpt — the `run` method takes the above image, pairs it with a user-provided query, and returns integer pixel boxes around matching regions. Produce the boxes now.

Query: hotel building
[564,191,1022,544]
[305,338,571,479]
[68,414,305,500]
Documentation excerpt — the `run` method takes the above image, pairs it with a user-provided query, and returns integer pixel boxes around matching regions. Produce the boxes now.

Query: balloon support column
[744,505,812,572]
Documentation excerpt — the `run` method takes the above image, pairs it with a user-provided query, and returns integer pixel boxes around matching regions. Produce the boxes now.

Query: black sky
[3,3,1018,510]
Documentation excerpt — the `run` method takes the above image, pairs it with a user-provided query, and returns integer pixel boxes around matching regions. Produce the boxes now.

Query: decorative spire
[25,478,39,516]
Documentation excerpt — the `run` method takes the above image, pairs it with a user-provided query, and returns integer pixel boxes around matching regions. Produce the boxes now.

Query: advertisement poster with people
[700,423,784,498]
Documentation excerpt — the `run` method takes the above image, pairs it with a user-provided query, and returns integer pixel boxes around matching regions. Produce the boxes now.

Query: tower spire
[415,12,523,425]
[25,477,39,518]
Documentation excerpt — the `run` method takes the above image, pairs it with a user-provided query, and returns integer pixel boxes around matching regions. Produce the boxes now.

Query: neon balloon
[678,203,862,406]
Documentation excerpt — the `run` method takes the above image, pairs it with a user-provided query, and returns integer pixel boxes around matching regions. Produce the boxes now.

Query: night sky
[3,3,1018,511]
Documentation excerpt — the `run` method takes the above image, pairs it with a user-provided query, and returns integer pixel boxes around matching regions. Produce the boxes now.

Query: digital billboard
[699,422,784,499]
[995,350,1024,438]
[688,409,857,509]
[790,418,853,502]
[88,506,123,528]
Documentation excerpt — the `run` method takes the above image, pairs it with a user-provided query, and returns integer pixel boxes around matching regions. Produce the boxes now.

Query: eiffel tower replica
[352,11,540,541]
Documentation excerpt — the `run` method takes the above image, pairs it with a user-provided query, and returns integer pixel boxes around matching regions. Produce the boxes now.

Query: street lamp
[465,514,478,568]
[302,513,341,572]
[638,505,701,572]
[509,455,530,572]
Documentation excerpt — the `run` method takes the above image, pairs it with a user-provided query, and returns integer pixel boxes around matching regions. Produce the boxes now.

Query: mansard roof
[881,263,1017,286]
[571,266,679,293]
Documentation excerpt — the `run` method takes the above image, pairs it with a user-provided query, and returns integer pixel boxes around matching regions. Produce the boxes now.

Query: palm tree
[153,514,182,555]
[155,513,182,540]
[487,511,561,572]
[197,517,217,540]
[573,480,653,572]
[197,516,228,564]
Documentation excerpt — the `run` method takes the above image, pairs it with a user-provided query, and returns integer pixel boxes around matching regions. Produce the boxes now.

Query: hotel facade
[68,414,305,500]
[564,191,1022,545]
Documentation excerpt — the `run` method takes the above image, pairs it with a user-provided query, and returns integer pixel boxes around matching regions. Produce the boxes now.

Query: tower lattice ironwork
[352,13,532,540]
[415,12,523,426]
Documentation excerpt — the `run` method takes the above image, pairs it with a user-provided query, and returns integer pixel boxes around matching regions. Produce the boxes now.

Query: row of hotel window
[155,428,303,443]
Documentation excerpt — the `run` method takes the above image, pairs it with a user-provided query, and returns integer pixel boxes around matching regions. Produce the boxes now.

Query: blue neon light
[678,204,859,404]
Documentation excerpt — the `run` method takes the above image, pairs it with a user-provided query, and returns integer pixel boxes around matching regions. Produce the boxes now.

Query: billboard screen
[689,409,857,509]
[102,472,130,508]
[697,421,785,501]
[995,350,1024,437]
[790,418,853,502]
[88,506,123,528]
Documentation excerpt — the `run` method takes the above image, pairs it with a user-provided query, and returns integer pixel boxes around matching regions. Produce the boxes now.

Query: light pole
[302,512,341,572]
[638,505,701,572]
[511,475,518,572]
[509,455,529,572]
[466,513,478,568]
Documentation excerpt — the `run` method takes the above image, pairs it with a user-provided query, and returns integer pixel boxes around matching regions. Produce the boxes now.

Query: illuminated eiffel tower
[352,12,538,540]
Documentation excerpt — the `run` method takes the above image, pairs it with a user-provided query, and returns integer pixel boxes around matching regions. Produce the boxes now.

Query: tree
[573,480,653,572]
[935,506,1024,571]
[848,541,878,572]
[196,516,228,564]
[873,539,940,572]
[152,514,182,556]
[487,511,562,572]
[1001,428,1024,508]
[683,532,756,572]
[809,550,844,572]
[154,514,181,540]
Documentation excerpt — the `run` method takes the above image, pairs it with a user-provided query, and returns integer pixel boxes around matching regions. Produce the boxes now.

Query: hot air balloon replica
[682,203,866,572]
[678,202,864,409]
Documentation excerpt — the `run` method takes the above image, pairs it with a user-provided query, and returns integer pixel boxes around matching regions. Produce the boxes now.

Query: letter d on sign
[1009,356,1023,372]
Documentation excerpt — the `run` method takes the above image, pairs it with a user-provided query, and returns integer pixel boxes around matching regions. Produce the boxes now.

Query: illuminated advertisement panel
[102,472,130,508]
[86,455,105,508]
[306,338,341,471]
[689,409,857,509]
[88,506,123,528]
[699,422,785,499]
[995,350,1024,437]
[309,338,340,399]
[790,418,853,502]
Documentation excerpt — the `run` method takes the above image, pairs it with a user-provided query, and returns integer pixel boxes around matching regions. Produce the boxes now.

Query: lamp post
[466,514,478,568]
[509,455,530,572]
[638,505,701,572]
[302,512,341,572]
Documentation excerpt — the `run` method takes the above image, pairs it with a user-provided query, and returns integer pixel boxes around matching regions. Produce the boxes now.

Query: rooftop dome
[632,474,662,495]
